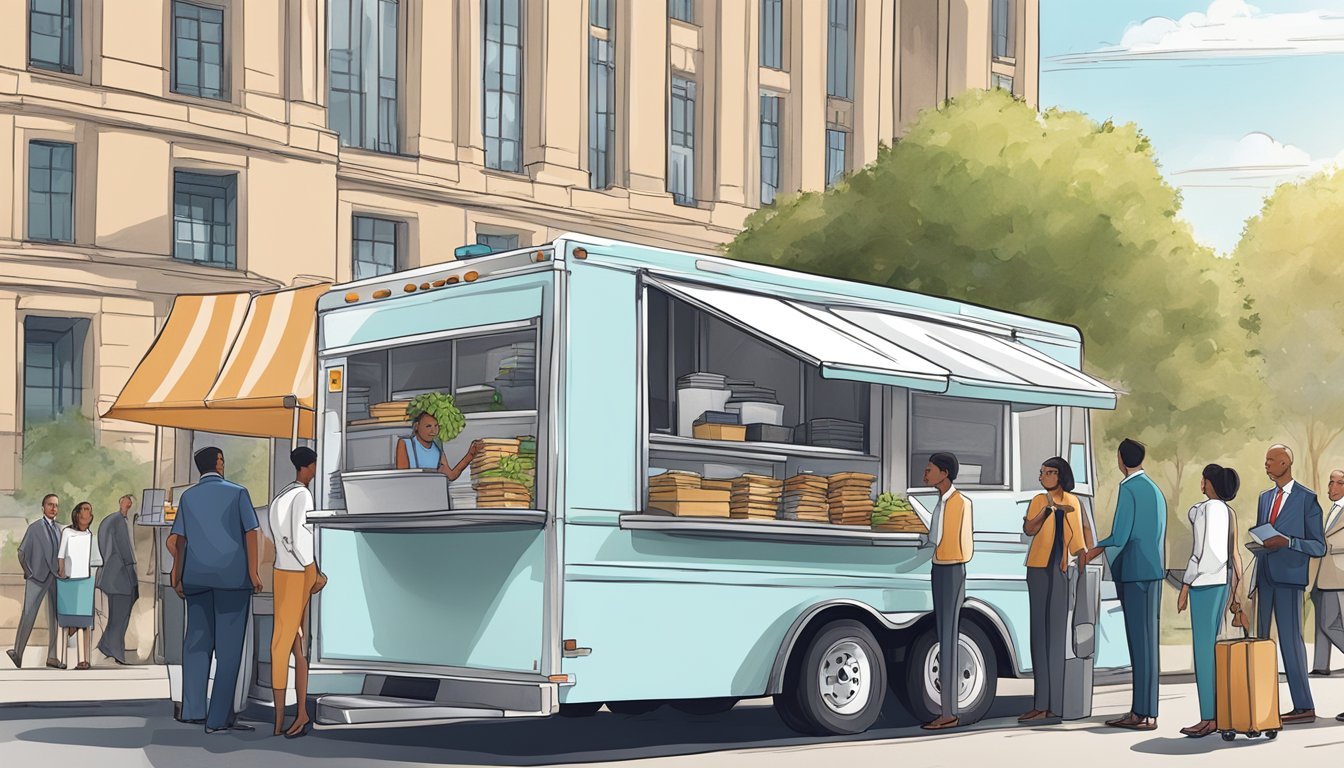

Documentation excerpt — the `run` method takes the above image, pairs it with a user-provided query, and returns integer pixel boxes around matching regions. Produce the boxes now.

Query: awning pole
[291,405,300,446]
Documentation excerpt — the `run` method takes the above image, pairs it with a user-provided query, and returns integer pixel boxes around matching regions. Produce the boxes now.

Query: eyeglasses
[1039,469,1059,477]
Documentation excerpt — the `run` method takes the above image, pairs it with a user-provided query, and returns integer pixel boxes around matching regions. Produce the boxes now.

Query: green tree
[1233,167,1344,493]
[13,413,153,521]
[726,89,1258,519]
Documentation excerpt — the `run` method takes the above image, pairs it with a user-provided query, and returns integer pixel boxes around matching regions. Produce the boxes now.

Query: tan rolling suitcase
[1214,606,1281,741]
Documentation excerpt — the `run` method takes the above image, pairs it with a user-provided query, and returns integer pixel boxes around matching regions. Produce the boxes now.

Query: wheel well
[771,605,892,695]
[961,609,1017,679]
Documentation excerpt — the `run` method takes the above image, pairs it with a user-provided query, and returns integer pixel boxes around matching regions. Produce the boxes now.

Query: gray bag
[1071,563,1101,659]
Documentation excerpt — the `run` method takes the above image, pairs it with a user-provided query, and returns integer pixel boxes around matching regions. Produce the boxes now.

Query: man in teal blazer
[1083,438,1166,731]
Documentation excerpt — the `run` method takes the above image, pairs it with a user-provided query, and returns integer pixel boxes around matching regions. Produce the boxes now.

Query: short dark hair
[290,446,318,470]
[1202,463,1240,502]
[1042,456,1076,493]
[928,452,959,482]
[41,493,58,506]
[70,502,93,531]
[412,411,435,425]
[1118,438,1146,469]
[194,447,223,475]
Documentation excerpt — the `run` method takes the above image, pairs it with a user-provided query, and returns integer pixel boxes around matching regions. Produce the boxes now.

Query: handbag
[1071,562,1100,658]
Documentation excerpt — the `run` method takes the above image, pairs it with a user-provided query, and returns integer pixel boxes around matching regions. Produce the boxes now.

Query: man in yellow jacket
[918,452,973,731]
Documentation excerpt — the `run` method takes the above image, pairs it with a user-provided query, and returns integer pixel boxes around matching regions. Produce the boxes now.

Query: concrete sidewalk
[0,646,168,704]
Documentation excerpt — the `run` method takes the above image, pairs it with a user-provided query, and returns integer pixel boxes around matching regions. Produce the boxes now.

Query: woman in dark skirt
[57,502,101,670]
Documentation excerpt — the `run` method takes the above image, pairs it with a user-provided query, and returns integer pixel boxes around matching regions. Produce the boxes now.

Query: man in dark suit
[1253,444,1327,724]
[1081,438,1166,731]
[168,448,263,734]
[7,494,64,669]
[96,494,139,665]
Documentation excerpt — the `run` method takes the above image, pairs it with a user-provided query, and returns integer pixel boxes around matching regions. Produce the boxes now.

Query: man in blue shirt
[1081,438,1166,731]
[168,447,263,734]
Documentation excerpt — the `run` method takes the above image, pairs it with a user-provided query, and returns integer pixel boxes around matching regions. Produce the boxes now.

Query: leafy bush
[871,492,913,525]
[405,392,467,444]
[479,454,535,492]
[14,413,152,523]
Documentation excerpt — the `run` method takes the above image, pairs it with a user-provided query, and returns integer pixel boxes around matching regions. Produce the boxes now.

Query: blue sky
[1040,0,1344,253]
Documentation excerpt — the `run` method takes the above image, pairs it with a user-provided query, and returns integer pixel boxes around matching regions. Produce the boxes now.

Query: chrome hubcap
[924,634,986,711]
[818,640,872,715]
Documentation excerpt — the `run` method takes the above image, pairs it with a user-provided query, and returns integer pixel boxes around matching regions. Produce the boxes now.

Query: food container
[727,402,786,426]
[677,387,731,436]
[692,423,747,441]
[745,423,794,443]
[340,469,450,515]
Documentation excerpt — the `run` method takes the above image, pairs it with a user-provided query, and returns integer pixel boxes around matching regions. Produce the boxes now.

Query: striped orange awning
[204,283,329,439]
[103,283,330,440]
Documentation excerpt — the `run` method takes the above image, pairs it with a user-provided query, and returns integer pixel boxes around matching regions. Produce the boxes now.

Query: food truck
[297,234,1127,735]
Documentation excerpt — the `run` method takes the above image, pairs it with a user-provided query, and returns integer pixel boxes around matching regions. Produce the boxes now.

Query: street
[4,675,1344,767]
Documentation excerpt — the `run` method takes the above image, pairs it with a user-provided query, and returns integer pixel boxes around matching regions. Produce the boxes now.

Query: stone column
[624,0,669,194]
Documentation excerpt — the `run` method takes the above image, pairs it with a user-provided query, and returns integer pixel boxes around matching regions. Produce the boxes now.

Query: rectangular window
[760,0,783,69]
[992,73,1014,92]
[29,0,80,74]
[352,215,401,280]
[669,76,697,206]
[759,94,780,205]
[826,0,854,99]
[590,0,611,29]
[328,0,400,153]
[825,128,847,187]
[909,394,1007,487]
[993,0,1015,60]
[1016,405,1058,490]
[483,0,524,173]
[588,20,616,189]
[23,316,88,428]
[172,1,228,100]
[173,170,237,269]
[477,232,519,252]
[27,141,75,243]
[669,0,694,24]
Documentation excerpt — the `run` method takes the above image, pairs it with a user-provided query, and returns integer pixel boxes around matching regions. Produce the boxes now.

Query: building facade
[0,0,1039,492]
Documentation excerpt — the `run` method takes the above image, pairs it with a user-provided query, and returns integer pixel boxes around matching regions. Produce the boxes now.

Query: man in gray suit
[7,494,65,669]
[96,494,139,665]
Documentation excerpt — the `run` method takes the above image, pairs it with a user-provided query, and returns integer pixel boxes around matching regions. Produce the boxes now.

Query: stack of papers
[827,472,877,526]
[730,474,783,520]
[782,474,829,522]
[648,471,729,517]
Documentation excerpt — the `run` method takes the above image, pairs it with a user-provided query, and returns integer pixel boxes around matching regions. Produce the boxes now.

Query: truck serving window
[908,394,1007,487]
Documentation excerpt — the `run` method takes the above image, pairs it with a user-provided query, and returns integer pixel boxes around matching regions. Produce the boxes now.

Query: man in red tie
[1253,444,1327,724]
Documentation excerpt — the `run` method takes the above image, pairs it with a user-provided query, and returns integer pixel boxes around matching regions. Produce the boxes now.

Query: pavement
[0,645,169,704]
[5,670,1344,766]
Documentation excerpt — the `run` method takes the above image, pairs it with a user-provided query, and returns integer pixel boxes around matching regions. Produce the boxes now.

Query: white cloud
[1172,132,1344,188]
[1049,0,1344,65]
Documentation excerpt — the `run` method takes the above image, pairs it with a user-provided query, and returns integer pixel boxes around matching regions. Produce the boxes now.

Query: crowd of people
[918,439,1338,738]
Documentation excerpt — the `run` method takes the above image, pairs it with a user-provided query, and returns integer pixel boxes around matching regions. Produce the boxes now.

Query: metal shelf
[346,410,538,433]
[648,433,879,463]
[310,508,546,531]
[620,514,925,547]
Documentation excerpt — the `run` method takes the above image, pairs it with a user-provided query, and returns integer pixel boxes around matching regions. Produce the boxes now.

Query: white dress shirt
[1327,500,1344,554]
[1183,499,1231,587]
[268,482,316,572]
[914,486,957,547]
[1266,480,1295,522]
[58,528,102,579]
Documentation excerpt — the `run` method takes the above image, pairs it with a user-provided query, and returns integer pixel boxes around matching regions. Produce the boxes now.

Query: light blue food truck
[305,234,1126,735]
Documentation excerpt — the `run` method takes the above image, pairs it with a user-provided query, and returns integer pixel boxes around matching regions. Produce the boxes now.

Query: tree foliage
[12,412,153,522]
[1233,167,1344,492]
[726,89,1257,514]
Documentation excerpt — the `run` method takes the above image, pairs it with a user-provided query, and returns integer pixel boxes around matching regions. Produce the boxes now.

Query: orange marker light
[432,279,446,287]
[534,251,547,262]
[404,284,417,293]
[573,247,588,259]
[372,289,392,299]
[548,674,570,683]
[464,271,479,282]
[447,276,460,284]
[563,639,577,651]
[344,292,360,303]
[420,282,431,290]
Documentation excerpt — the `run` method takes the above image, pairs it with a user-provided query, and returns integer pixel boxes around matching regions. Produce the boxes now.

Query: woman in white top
[1177,464,1242,738]
[56,501,102,670]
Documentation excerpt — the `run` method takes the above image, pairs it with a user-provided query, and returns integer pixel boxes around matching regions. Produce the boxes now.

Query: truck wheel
[777,619,887,735]
[898,620,998,725]
[670,697,739,715]
[606,700,662,715]
[558,702,602,717]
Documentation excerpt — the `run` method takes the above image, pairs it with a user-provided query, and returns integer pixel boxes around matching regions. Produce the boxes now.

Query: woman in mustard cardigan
[1020,457,1091,722]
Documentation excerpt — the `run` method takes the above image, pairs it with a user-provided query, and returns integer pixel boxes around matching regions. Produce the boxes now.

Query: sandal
[76,662,90,670]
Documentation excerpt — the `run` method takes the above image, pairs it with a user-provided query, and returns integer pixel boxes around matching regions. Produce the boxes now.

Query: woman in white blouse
[1177,464,1242,738]
[56,501,102,670]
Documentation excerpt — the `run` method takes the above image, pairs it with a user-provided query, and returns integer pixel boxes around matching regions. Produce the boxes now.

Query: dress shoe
[46,658,66,670]
[6,649,20,669]
[1181,721,1217,738]
[922,716,960,731]
[1018,710,1048,722]
[1282,708,1316,724]
[1309,669,1332,677]
[1106,713,1140,728]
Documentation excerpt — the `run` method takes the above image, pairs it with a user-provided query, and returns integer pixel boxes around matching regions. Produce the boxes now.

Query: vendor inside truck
[394,411,481,480]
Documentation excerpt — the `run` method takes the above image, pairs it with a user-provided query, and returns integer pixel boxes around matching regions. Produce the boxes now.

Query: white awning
[828,307,1117,409]
[648,278,950,392]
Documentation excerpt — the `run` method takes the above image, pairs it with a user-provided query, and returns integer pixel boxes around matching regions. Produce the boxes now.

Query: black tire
[1266,730,1278,740]
[781,619,887,736]
[897,619,998,725]
[606,699,663,715]
[670,697,739,716]
[1247,730,1261,738]
[1221,731,1236,742]
[558,702,602,717]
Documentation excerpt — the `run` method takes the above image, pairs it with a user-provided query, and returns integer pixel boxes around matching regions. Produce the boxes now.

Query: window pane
[352,214,401,278]
[483,0,523,172]
[28,0,80,73]
[28,141,75,243]
[760,0,783,69]
[173,170,237,268]
[669,77,696,205]
[826,0,854,99]
[588,34,615,189]
[172,1,227,100]
[993,0,1015,59]
[476,233,519,252]
[760,94,780,205]
[909,394,1006,486]
[669,0,694,23]
[328,0,400,152]
[825,129,847,187]
[23,316,87,427]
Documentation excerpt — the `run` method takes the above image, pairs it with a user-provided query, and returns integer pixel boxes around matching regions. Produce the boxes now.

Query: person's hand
[1264,535,1290,551]
[469,440,483,459]
[311,570,329,594]
[172,576,184,599]
[1178,584,1190,613]
[250,571,263,593]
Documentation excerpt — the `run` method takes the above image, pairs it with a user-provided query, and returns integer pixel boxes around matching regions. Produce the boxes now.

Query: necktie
[1269,489,1285,525]
[46,520,58,551]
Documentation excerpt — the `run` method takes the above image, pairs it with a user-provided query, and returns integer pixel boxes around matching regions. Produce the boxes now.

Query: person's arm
[167,533,185,597]
[90,531,103,569]
[1183,504,1206,585]
[57,530,68,579]
[294,491,316,569]
[1022,495,1048,536]
[1096,486,1135,556]
[18,526,33,580]
[239,490,262,592]
[1286,495,1327,557]
[442,440,481,482]
[394,439,410,469]
[1067,506,1087,559]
